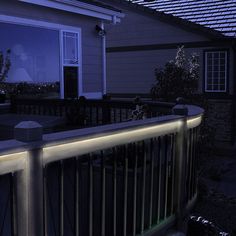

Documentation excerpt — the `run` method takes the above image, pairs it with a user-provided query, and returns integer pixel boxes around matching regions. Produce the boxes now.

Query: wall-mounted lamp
[95,25,106,37]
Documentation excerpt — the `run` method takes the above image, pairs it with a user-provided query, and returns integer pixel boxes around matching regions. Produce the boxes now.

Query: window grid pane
[205,51,227,92]
[63,32,78,64]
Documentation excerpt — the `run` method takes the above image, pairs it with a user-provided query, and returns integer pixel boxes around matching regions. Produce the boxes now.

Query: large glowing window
[0,22,60,83]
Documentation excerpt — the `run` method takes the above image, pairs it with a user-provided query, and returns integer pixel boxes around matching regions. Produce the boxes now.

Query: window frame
[204,49,228,93]
[60,30,82,98]
[0,14,83,99]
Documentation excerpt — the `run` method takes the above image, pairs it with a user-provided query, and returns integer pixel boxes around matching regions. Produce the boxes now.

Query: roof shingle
[127,0,236,37]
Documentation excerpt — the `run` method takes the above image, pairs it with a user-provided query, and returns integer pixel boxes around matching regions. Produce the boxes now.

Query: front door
[61,31,80,98]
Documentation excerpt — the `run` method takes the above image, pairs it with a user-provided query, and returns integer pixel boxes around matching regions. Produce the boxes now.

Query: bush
[0,49,11,82]
[151,46,215,150]
[151,46,199,101]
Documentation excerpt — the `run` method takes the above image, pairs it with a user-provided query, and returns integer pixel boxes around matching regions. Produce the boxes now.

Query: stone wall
[206,99,233,143]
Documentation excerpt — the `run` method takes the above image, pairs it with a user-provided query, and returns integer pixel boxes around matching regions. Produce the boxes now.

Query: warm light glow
[187,116,202,129]
[0,151,27,175]
[43,120,182,164]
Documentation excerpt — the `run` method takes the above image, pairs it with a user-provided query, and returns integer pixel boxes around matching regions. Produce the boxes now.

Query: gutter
[18,0,125,22]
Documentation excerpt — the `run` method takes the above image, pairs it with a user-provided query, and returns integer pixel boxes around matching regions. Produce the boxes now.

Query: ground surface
[192,152,236,235]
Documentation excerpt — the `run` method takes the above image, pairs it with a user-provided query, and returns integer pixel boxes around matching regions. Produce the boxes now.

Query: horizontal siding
[107,49,177,94]
[103,1,210,47]
[106,48,205,94]
[107,45,234,95]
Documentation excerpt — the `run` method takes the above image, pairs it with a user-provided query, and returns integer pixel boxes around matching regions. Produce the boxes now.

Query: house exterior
[0,0,124,99]
[100,0,236,144]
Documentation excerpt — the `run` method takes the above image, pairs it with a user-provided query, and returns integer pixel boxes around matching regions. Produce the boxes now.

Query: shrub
[151,46,199,101]
[151,46,215,151]
[0,49,11,83]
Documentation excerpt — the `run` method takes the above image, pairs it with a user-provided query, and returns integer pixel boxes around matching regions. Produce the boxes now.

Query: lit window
[205,51,227,92]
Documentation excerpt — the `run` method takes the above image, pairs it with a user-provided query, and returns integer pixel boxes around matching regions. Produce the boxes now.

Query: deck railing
[0,102,203,236]
[10,97,174,125]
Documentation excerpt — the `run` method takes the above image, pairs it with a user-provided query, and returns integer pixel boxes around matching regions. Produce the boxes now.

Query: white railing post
[172,105,188,229]
[14,121,44,236]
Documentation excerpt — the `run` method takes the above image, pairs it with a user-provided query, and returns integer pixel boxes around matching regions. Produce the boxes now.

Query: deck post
[14,121,44,236]
[172,105,188,230]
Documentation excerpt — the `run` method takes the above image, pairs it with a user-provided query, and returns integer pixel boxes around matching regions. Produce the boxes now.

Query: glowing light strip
[0,151,27,175]
[187,116,202,129]
[43,120,182,164]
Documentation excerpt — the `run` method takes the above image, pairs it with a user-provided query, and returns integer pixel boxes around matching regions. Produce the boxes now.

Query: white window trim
[82,92,103,99]
[205,51,227,93]
[0,14,81,31]
[60,30,82,99]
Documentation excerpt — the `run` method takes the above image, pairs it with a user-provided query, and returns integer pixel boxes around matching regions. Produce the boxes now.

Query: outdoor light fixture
[95,25,106,37]
[43,120,181,164]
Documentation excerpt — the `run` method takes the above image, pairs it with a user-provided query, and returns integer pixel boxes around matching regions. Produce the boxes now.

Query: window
[61,30,81,98]
[0,22,60,83]
[205,51,227,92]
[63,31,79,65]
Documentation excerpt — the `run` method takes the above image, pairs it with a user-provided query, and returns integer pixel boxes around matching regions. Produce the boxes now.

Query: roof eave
[115,0,234,40]
[18,0,125,23]
[157,11,228,40]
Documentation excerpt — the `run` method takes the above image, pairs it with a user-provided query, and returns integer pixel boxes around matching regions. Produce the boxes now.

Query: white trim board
[82,92,103,99]
[18,0,124,22]
[0,14,81,31]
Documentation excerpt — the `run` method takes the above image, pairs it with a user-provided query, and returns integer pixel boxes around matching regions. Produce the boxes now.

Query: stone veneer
[207,99,233,143]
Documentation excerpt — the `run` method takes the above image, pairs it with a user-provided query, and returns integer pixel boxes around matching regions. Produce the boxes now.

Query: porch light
[95,25,106,37]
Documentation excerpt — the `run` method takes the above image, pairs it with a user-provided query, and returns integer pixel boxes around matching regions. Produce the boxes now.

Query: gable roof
[128,0,236,38]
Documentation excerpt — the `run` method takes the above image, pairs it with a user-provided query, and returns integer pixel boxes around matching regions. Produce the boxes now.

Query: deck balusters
[43,167,48,236]
[10,173,16,236]
[59,161,64,236]
[171,134,176,215]
[164,136,169,219]
[157,137,162,224]
[100,151,106,236]
[112,147,117,236]
[193,128,198,196]
[140,141,147,234]
[123,146,128,236]
[88,154,93,236]
[1,99,202,236]
[132,143,138,236]
[148,138,154,229]
[75,157,80,236]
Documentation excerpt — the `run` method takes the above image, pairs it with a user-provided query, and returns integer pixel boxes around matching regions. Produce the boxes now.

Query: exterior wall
[107,49,177,94]
[107,48,207,94]
[207,99,233,143]
[102,1,236,144]
[104,3,208,47]
[103,3,212,94]
[107,44,235,95]
[0,0,104,96]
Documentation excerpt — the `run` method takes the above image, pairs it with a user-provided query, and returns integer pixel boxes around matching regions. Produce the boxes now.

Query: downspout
[101,21,106,95]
